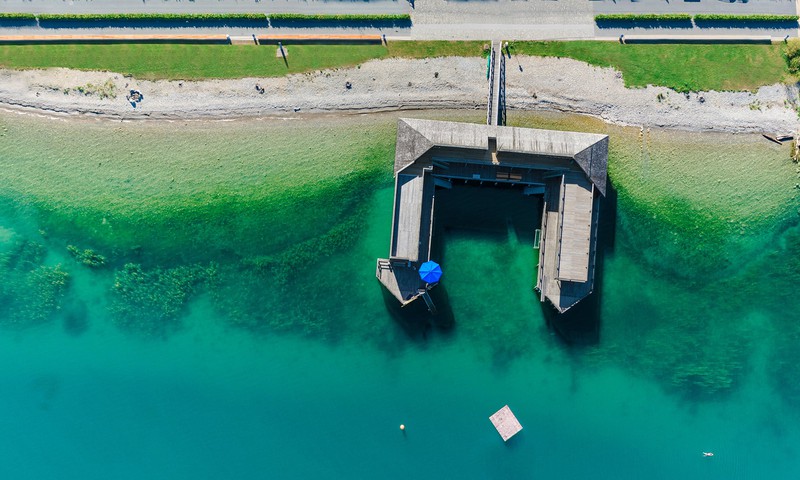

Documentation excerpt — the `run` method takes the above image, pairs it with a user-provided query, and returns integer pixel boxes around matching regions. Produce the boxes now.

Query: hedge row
[268,13,411,22]
[0,13,37,20]
[596,13,799,23]
[693,14,799,22]
[36,13,267,21]
[594,14,692,22]
[0,12,411,22]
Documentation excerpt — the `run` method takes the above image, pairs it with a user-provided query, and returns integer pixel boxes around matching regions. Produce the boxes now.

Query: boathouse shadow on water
[383,183,539,342]
[543,181,617,347]
[380,180,619,348]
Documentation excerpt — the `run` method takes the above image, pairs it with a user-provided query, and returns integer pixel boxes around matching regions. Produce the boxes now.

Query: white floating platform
[489,405,522,442]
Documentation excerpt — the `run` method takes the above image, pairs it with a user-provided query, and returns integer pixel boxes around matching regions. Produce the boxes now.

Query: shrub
[694,14,799,23]
[0,13,37,21]
[268,13,411,22]
[786,38,800,73]
[595,14,692,22]
[36,13,267,22]
[789,56,800,74]
[787,38,800,58]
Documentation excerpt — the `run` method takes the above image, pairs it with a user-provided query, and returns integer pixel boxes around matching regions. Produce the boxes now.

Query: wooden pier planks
[378,169,436,305]
[391,174,426,262]
[376,260,425,304]
[557,175,594,283]
[537,175,596,312]
[390,171,435,263]
[537,176,562,305]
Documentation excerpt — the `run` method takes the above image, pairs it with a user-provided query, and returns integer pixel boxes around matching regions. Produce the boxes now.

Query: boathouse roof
[395,118,609,196]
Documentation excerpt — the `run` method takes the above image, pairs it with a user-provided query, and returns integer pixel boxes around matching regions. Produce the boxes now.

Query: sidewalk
[0,32,383,44]
[0,0,409,15]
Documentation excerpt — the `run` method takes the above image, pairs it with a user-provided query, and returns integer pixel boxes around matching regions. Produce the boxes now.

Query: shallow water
[0,109,799,479]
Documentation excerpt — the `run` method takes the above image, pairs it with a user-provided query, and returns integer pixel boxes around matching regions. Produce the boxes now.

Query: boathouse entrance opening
[432,183,541,243]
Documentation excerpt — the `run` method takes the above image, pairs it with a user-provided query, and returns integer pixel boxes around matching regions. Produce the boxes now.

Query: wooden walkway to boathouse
[487,40,506,127]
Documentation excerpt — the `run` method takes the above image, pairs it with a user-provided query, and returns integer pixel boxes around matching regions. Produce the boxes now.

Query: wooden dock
[557,174,594,283]
[376,168,436,306]
[537,175,598,312]
[391,172,434,262]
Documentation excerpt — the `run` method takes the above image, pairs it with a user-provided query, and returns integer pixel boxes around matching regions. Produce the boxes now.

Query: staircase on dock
[487,40,506,127]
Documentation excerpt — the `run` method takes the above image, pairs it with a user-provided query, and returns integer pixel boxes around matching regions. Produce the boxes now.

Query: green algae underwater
[1,108,800,478]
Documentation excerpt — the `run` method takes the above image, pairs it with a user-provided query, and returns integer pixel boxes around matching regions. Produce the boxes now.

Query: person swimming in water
[703,452,714,457]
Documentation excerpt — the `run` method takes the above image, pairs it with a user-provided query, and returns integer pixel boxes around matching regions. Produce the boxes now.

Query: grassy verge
[0,41,485,80]
[386,40,487,58]
[511,41,790,92]
[0,40,785,92]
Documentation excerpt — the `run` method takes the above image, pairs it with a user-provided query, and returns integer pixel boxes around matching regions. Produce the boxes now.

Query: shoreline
[0,55,798,133]
[0,100,484,123]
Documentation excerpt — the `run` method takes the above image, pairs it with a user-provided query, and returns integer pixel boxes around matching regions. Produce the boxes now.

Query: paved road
[593,0,799,40]
[0,0,411,36]
[410,0,595,40]
[0,0,798,40]
[592,0,797,15]
[0,0,410,15]
[410,0,800,40]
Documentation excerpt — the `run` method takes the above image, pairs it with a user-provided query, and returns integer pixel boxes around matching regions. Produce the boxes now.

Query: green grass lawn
[386,40,488,58]
[512,41,791,92]
[0,41,486,81]
[0,44,386,80]
[0,40,790,91]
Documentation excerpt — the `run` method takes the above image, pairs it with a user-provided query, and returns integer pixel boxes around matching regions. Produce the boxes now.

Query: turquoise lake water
[0,110,799,479]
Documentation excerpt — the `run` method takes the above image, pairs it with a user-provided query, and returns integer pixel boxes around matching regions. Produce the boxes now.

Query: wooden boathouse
[377,41,608,313]
[375,118,608,313]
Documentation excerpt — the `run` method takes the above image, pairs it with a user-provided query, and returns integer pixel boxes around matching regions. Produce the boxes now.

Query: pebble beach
[0,55,797,134]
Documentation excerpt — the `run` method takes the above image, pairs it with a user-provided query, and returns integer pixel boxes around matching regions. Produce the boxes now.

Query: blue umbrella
[419,261,443,284]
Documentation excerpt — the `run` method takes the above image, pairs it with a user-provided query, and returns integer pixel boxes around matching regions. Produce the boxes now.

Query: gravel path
[0,55,797,134]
